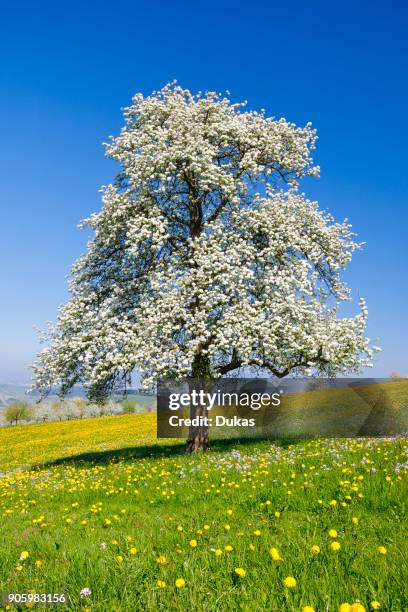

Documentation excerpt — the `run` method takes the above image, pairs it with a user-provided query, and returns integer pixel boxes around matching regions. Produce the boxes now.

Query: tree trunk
[186,353,211,452]
[186,397,210,452]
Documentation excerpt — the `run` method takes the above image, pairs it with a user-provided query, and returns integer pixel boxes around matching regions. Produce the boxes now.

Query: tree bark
[186,353,211,452]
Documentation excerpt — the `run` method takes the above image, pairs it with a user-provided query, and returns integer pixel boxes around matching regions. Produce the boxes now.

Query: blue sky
[0,0,407,383]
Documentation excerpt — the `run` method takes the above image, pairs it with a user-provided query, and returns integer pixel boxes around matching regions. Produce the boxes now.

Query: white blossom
[33,83,378,398]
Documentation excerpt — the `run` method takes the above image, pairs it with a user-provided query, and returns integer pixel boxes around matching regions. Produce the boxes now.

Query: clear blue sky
[1,0,407,383]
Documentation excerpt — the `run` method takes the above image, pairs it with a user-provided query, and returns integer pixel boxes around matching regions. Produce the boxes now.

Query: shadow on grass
[34,436,302,469]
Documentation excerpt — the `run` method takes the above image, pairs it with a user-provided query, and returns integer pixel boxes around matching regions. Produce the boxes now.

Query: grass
[0,413,407,611]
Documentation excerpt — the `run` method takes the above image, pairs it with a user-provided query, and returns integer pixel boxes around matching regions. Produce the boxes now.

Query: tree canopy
[34,83,378,399]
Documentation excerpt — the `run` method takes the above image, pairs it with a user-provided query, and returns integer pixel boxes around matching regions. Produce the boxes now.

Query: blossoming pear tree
[34,83,378,450]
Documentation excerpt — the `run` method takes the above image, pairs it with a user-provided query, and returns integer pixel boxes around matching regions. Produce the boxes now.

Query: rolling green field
[0,412,407,611]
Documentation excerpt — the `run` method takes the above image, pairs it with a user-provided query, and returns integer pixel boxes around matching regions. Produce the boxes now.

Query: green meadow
[0,405,407,611]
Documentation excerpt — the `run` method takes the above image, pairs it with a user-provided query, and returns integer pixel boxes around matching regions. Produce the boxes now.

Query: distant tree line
[2,397,155,426]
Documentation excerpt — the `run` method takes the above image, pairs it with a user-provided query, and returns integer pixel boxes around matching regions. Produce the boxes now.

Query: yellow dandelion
[330,541,341,552]
[157,580,166,588]
[249,543,256,551]
[203,524,210,530]
[329,499,337,506]
[175,578,185,588]
[15,564,23,572]
[234,567,246,577]
[177,525,183,532]
[226,509,233,515]
[269,547,283,561]
[377,546,387,555]
[339,605,352,612]
[351,604,366,612]
[214,548,222,556]
[116,555,123,563]
[302,607,315,612]
[283,576,296,588]
[19,551,29,560]
[328,529,338,538]
[311,545,320,554]
[224,524,231,530]
[253,529,261,536]
[352,517,359,525]
[224,545,233,552]
[156,554,167,565]
[189,539,197,548]
[130,547,138,555]
[35,560,42,568]
[274,511,281,518]
[370,602,381,610]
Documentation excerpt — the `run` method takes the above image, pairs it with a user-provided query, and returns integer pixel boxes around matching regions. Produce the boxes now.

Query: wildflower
[80,588,91,599]
[189,539,197,548]
[35,560,42,568]
[130,547,138,555]
[339,605,351,612]
[328,529,338,538]
[19,551,29,560]
[351,604,366,612]
[15,564,23,571]
[227,509,233,515]
[274,511,281,518]
[224,524,231,530]
[283,576,297,588]
[377,546,387,555]
[234,567,246,577]
[116,555,123,563]
[176,525,183,532]
[224,545,233,552]
[175,578,185,588]
[203,524,210,530]
[253,529,261,536]
[100,542,107,550]
[302,607,315,612]
[330,541,341,552]
[370,602,381,610]
[352,517,359,525]
[269,547,283,561]
[249,543,256,551]
[156,555,167,565]
[157,580,166,588]
[214,548,222,556]
[329,499,337,506]
[104,518,111,526]
[311,545,320,554]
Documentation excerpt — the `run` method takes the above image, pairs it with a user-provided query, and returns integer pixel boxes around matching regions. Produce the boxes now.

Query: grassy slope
[0,414,407,611]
